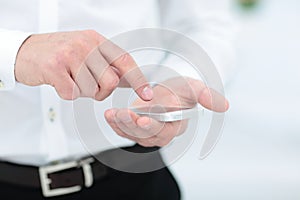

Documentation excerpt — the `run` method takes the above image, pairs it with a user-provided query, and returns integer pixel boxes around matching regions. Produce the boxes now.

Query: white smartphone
[129,105,203,122]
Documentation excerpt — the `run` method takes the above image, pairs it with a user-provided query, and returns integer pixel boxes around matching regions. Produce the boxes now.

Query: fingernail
[142,86,153,100]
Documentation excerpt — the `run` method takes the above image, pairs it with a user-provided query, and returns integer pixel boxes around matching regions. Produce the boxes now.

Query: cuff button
[0,80,4,89]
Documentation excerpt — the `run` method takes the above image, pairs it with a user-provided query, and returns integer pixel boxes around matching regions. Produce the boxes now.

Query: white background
[170,0,300,199]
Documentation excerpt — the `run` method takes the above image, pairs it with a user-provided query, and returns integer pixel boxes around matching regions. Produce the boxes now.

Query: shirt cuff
[0,30,32,91]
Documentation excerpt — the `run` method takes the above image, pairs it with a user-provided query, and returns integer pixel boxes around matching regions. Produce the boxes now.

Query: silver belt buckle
[39,157,94,197]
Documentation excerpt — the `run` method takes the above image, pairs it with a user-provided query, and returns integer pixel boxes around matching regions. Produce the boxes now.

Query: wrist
[14,34,33,83]
[0,30,32,90]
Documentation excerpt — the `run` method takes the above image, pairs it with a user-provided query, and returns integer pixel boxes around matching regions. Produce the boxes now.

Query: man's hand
[104,77,229,147]
[15,30,153,101]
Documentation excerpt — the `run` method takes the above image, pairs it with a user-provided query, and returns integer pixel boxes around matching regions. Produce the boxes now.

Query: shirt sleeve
[0,29,32,91]
[157,0,237,84]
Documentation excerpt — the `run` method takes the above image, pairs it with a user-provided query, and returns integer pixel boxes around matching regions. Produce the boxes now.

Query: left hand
[104,76,229,147]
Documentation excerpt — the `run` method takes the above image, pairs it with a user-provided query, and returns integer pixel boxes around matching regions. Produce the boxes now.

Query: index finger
[98,40,153,101]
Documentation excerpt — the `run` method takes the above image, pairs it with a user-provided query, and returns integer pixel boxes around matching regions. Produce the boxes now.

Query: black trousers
[0,145,181,200]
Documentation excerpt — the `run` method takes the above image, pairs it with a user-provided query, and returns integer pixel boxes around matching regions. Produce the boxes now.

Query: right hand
[15,30,153,101]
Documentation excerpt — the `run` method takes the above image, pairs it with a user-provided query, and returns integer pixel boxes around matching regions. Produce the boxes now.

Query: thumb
[187,78,229,113]
[198,87,229,112]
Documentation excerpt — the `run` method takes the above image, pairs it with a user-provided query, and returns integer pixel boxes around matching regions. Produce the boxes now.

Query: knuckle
[95,94,106,101]
[94,87,110,101]
[59,93,74,100]
[73,38,91,57]
[101,77,119,91]
[74,38,86,50]
[57,86,76,100]
[111,76,120,87]
[84,29,98,37]
[83,30,104,43]
[46,69,77,100]
[118,53,133,65]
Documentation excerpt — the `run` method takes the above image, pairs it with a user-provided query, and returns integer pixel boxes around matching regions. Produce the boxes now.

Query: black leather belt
[0,145,163,197]
[0,156,107,197]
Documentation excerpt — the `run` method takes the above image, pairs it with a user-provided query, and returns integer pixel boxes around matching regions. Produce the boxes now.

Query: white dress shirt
[0,0,235,166]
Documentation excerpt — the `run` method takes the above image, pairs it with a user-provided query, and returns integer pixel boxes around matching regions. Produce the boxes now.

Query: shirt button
[0,80,4,89]
[48,107,56,122]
